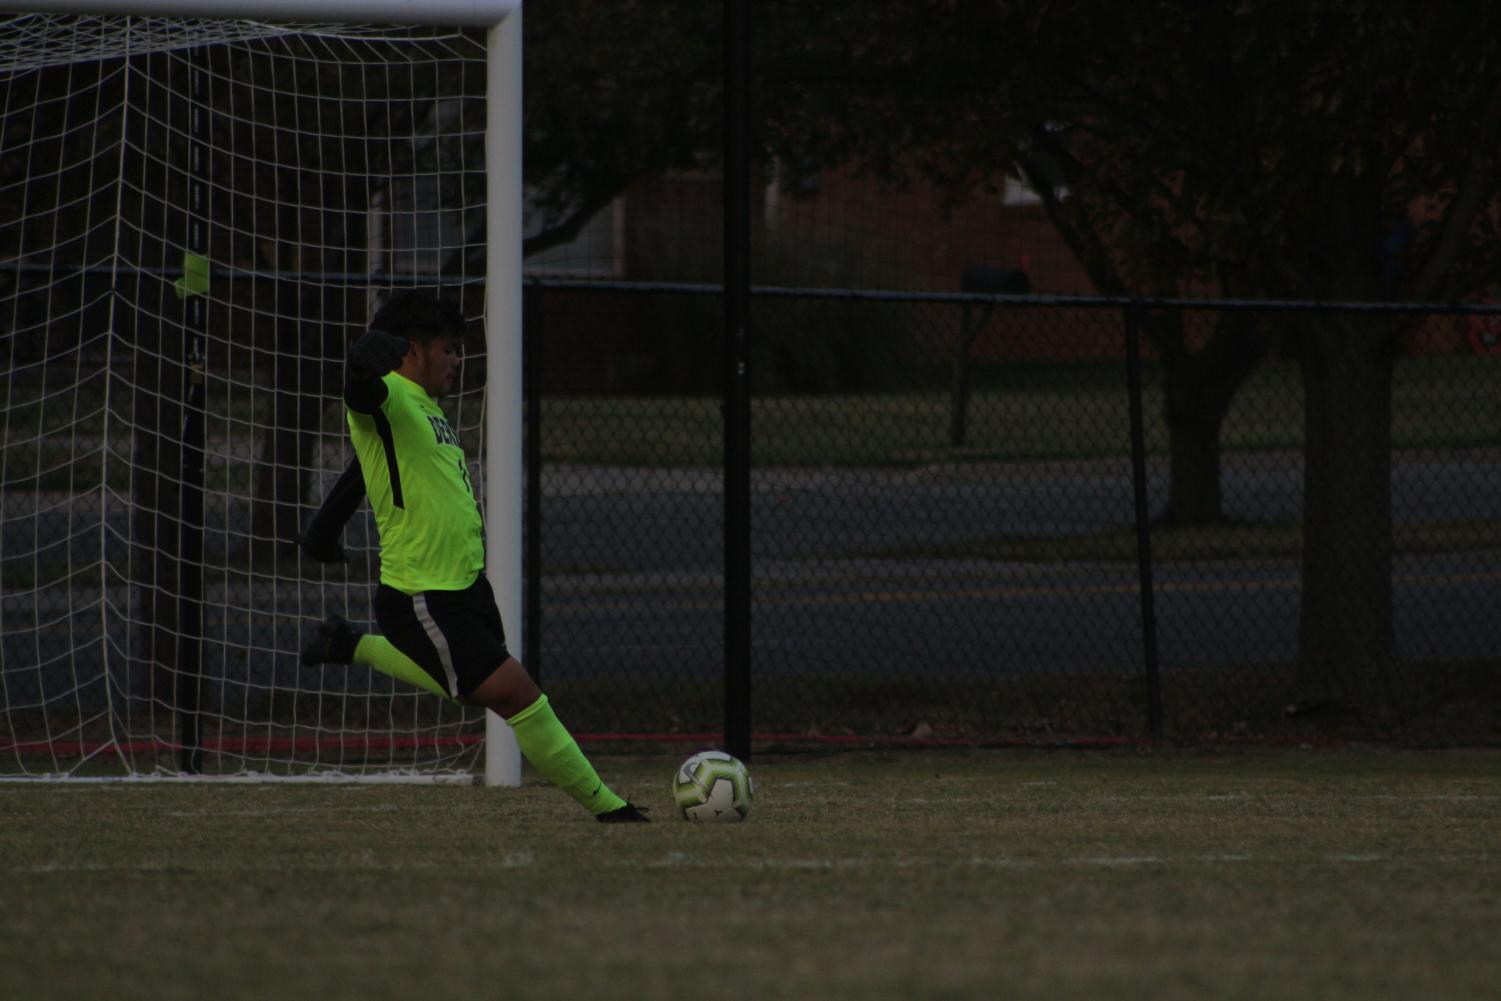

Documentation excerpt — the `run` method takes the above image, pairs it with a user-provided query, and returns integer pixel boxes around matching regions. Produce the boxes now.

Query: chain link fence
[4,279,1499,757]
[530,283,1501,743]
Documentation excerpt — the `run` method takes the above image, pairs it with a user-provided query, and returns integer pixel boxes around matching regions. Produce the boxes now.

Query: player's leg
[377,579,647,822]
[463,658,646,821]
[353,634,451,699]
[468,660,645,816]
[461,655,540,718]
[301,614,451,700]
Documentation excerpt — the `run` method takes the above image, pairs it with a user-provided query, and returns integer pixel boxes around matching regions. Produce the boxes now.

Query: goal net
[0,9,515,780]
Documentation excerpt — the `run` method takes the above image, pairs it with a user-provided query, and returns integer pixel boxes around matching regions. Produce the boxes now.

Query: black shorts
[373,573,511,700]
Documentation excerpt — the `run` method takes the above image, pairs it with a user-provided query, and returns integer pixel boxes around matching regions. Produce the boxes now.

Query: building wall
[528,169,1481,391]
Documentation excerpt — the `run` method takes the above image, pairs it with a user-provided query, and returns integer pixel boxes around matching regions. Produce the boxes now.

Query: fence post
[1124,303,1164,740]
[722,0,753,760]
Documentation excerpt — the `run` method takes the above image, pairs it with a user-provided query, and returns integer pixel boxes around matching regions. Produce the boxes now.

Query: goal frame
[10,0,526,787]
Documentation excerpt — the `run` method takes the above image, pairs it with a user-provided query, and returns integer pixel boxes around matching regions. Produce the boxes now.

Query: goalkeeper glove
[348,328,410,377]
[297,527,347,564]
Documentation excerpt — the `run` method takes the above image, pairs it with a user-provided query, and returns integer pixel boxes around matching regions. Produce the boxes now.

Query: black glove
[347,328,410,377]
[297,527,348,564]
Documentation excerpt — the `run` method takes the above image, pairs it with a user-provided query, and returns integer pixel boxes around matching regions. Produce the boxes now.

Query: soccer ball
[672,750,754,822]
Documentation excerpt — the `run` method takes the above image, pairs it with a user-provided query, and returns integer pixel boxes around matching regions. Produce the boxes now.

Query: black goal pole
[524,281,543,685]
[1123,304,1163,741]
[176,48,210,774]
[722,0,752,761]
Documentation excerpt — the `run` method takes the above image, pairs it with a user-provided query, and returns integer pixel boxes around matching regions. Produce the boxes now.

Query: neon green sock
[353,634,453,701]
[506,694,626,816]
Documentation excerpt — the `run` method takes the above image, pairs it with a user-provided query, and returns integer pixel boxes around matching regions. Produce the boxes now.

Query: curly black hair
[369,290,465,343]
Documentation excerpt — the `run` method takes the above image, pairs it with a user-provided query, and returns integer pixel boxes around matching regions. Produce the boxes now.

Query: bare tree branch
[522,191,620,259]
[1410,77,1501,301]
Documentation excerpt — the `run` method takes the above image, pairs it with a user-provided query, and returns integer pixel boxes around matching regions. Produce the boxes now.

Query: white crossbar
[12,1,516,26]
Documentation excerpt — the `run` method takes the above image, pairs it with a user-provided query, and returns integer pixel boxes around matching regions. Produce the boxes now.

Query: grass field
[542,355,1501,467]
[2,749,1498,1001]
[9,354,1500,488]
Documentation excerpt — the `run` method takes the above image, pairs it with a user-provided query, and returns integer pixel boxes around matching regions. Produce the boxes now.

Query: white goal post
[0,1,525,784]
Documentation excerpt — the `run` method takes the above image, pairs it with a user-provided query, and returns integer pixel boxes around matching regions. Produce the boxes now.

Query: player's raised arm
[343,326,410,413]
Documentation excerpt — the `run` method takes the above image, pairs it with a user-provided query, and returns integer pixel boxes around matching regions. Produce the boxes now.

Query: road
[4,450,1499,718]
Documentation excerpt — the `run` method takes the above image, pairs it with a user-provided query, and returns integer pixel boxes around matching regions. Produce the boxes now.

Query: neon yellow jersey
[347,372,483,593]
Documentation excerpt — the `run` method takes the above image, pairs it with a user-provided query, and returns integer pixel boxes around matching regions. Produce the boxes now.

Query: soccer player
[301,290,647,822]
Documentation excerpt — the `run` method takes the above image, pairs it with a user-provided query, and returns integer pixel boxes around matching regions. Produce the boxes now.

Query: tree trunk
[948,303,990,446]
[1294,317,1397,713]
[1155,311,1267,525]
[1163,412,1223,524]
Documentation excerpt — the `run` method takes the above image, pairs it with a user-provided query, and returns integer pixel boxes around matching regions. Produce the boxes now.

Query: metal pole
[175,47,209,774]
[722,0,752,761]
[482,8,524,786]
[523,282,542,685]
[19,0,520,26]
[1123,304,1163,740]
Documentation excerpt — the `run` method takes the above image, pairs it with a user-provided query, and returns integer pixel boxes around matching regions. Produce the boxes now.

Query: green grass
[6,356,1500,478]
[3,749,1499,1001]
[543,356,1501,467]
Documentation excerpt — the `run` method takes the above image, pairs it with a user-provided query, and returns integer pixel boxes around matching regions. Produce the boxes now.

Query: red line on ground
[2,730,1356,759]
[1,734,484,757]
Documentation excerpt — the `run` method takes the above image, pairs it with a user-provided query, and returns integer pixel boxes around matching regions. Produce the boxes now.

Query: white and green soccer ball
[672,750,754,822]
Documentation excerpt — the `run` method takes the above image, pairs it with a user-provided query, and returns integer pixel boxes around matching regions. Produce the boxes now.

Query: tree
[523,3,721,256]
[760,0,1501,711]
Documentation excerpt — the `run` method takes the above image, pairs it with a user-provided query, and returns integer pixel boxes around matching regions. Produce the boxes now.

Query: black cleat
[597,802,650,823]
[301,613,361,666]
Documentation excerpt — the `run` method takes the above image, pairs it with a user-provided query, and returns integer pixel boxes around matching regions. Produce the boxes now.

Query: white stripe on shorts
[413,593,460,698]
